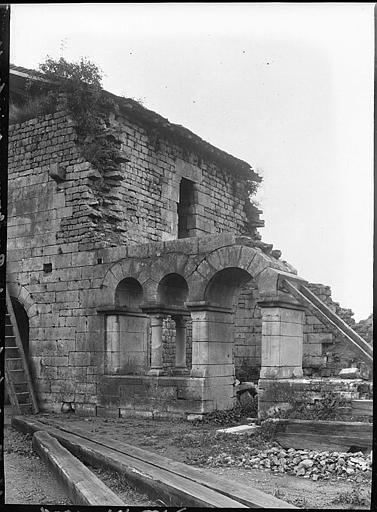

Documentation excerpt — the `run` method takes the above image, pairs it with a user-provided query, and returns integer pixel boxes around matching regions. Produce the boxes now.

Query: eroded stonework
[7,66,371,418]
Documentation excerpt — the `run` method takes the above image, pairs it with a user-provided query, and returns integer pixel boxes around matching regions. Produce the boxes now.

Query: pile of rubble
[206,446,372,482]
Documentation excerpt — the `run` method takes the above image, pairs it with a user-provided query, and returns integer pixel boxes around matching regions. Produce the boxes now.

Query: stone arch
[115,277,144,310]
[102,253,190,305]
[186,245,286,303]
[205,267,252,309]
[157,273,189,308]
[6,280,37,321]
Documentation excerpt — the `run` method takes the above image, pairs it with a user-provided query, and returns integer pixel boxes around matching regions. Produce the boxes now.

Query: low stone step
[217,424,261,435]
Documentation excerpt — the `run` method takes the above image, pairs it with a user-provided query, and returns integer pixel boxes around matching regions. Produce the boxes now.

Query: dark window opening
[43,263,52,273]
[177,178,195,239]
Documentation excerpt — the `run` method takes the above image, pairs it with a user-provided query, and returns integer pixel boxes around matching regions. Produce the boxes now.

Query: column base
[260,366,303,379]
[148,368,165,376]
[173,367,190,376]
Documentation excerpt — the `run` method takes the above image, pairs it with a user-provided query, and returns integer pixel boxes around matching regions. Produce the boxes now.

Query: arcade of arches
[97,236,306,416]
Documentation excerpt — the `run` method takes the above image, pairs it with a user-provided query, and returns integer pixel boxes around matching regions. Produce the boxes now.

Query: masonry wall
[6,103,260,413]
[234,280,262,382]
[302,283,361,377]
[258,378,373,421]
[77,108,256,248]
[233,280,364,383]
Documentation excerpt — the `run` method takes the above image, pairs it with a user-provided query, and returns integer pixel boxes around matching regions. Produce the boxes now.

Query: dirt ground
[3,424,157,506]
[4,409,372,509]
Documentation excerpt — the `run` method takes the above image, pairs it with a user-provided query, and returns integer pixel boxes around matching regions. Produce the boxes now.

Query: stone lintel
[97,306,146,317]
[257,299,305,311]
[140,302,190,316]
[185,301,232,313]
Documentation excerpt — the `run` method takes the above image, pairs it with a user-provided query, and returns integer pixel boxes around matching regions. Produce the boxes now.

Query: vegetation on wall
[263,381,352,421]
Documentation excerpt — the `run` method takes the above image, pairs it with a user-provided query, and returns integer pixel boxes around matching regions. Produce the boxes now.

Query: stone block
[207,342,233,364]
[207,321,234,341]
[259,366,303,379]
[190,363,235,378]
[73,403,97,417]
[191,342,209,363]
[96,406,120,418]
[261,335,281,366]
[262,320,303,337]
[338,367,361,379]
[197,233,235,254]
[279,336,302,366]
[68,351,91,366]
[306,333,333,344]
[163,237,199,255]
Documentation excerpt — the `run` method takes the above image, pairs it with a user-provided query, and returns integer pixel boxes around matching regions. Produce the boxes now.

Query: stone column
[259,302,305,379]
[173,316,187,372]
[105,315,120,374]
[148,315,164,376]
[187,305,236,412]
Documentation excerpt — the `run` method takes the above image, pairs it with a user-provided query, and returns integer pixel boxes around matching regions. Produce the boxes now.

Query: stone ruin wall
[6,106,258,410]
[8,103,257,253]
[233,281,364,383]
[7,105,369,412]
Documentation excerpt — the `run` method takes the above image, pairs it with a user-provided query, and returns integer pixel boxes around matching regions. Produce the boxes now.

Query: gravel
[205,445,372,482]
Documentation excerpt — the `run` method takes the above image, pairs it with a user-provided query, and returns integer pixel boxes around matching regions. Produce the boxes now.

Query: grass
[331,486,371,507]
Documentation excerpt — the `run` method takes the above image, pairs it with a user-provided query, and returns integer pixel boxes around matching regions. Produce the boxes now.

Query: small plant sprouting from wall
[263,381,350,421]
[17,57,131,245]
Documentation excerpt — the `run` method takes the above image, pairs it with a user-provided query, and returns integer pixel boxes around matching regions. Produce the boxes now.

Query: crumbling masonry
[6,66,372,419]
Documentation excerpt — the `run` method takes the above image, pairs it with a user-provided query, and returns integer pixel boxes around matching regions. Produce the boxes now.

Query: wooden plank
[4,364,21,414]
[351,400,373,417]
[12,417,249,508]
[38,416,297,509]
[276,432,371,451]
[283,280,372,364]
[32,431,126,506]
[276,419,373,436]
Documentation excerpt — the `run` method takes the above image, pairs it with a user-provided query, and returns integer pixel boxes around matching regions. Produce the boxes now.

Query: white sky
[10,3,374,320]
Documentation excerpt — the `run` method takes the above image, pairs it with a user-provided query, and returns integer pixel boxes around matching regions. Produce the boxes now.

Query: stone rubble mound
[206,446,372,482]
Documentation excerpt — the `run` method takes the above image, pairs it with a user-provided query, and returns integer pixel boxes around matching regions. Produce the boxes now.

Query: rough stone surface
[7,77,369,418]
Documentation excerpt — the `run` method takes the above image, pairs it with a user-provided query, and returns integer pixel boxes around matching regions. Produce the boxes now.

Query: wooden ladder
[4,288,38,414]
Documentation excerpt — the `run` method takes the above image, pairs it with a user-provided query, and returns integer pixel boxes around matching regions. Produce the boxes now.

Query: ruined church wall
[233,280,362,384]
[78,109,255,248]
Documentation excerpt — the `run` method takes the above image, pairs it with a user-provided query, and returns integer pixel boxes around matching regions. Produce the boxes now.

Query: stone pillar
[148,315,164,376]
[173,316,187,372]
[188,305,236,412]
[259,302,305,379]
[105,315,120,374]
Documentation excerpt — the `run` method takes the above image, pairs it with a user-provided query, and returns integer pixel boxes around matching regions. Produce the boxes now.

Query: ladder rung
[8,369,24,372]
[7,358,22,361]
[16,391,29,395]
[5,346,19,350]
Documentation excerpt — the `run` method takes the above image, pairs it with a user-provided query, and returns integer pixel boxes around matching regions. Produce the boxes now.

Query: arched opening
[157,273,188,307]
[115,277,143,310]
[152,274,190,375]
[234,278,262,383]
[106,278,147,375]
[205,267,252,309]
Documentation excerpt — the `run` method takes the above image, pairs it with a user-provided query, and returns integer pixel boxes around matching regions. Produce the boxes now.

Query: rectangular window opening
[177,177,195,239]
[43,263,52,273]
